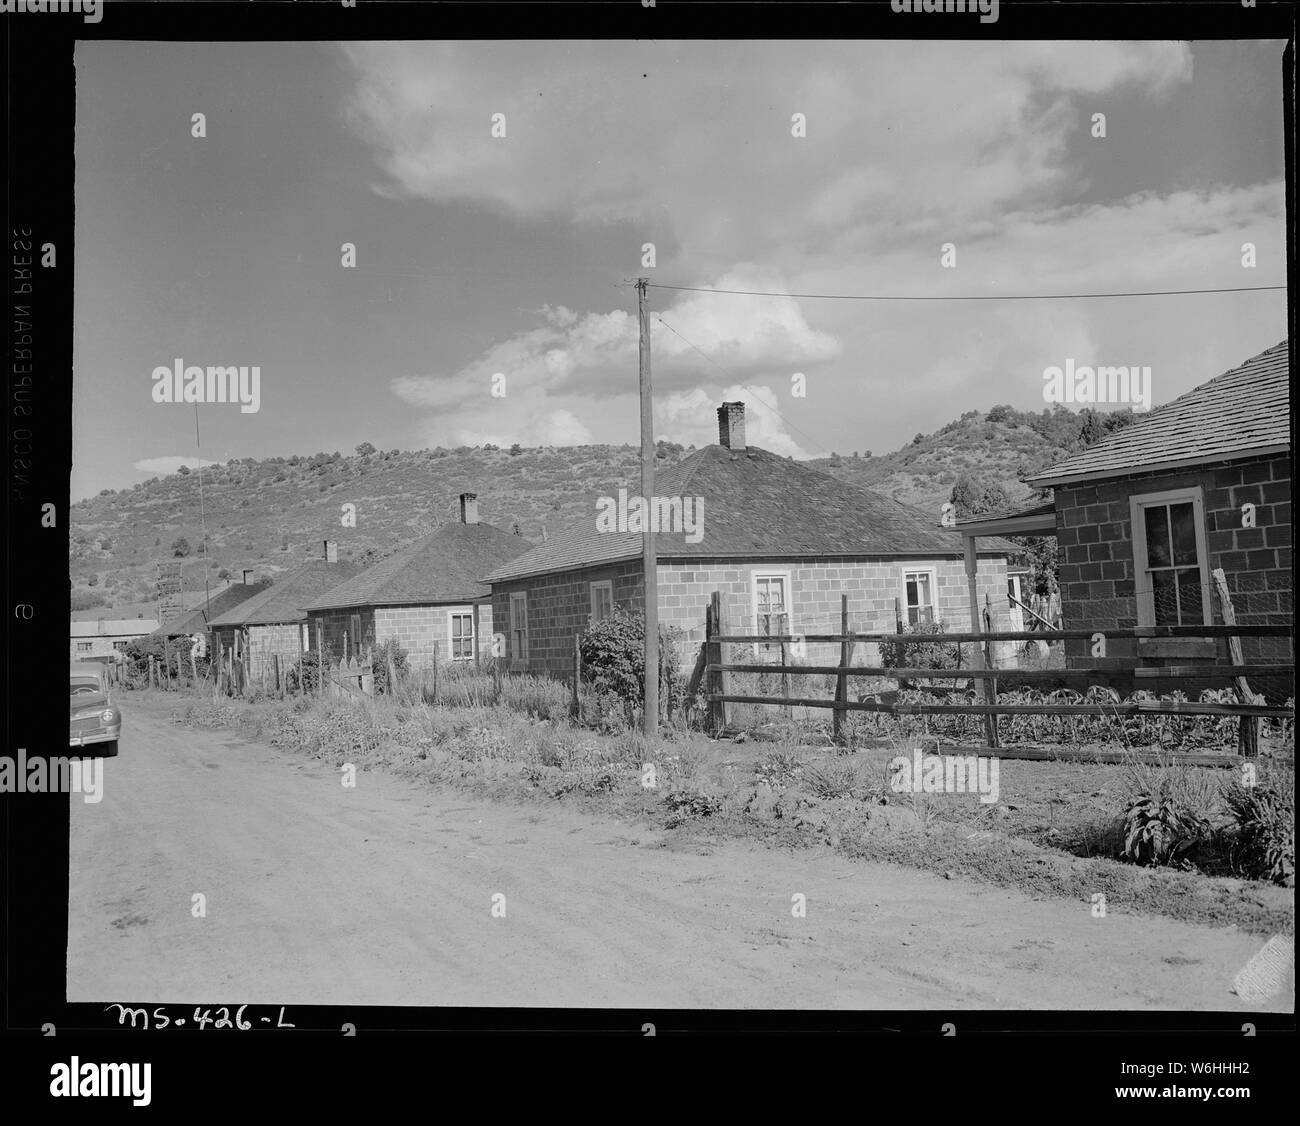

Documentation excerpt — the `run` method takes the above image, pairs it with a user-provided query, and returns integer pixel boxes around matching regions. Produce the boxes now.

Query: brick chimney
[717,401,746,450]
[459,492,479,525]
[323,540,338,563]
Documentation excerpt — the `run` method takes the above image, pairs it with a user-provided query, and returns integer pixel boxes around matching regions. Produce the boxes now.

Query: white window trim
[590,580,614,623]
[750,569,794,638]
[509,592,528,661]
[902,566,938,626]
[448,609,475,661]
[1129,486,1212,628]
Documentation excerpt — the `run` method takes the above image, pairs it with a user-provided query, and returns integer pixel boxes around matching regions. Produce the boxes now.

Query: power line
[644,279,1284,299]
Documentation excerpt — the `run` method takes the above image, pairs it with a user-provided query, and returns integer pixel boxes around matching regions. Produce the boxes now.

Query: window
[509,592,528,662]
[349,614,362,657]
[112,640,128,652]
[590,581,613,623]
[301,623,310,652]
[450,611,474,661]
[752,572,791,657]
[1130,488,1211,627]
[76,641,93,653]
[903,569,936,626]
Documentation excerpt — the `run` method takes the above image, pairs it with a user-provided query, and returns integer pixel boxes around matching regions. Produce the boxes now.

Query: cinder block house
[209,542,361,679]
[153,576,271,658]
[483,402,1014,677]
[304,494,532,667]
[70,618,160,661]
[1016,339,1292,683]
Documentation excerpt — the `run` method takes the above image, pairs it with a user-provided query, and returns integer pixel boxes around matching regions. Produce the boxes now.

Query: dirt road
[68,699,1292,1010]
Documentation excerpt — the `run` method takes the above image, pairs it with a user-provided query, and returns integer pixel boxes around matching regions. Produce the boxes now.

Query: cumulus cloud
[340,40,1194,266]
[343,40,1281,452]
[393,265,840,444]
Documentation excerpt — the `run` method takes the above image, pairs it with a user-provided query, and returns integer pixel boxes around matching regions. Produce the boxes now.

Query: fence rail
[702,591,1293,756]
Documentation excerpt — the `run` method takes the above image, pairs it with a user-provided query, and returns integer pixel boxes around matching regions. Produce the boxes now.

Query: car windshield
[70,677,102,696]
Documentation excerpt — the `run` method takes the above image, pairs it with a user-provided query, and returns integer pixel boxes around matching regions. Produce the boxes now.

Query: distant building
[209,541,361,679]
[70,618,160,661]
[304,494,532,666]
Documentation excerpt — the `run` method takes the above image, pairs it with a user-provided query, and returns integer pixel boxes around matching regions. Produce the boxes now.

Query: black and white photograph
[4,0,1297,1102]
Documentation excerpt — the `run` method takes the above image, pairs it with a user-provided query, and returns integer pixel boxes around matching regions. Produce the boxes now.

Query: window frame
[750,569,793,650]
[508,592,528,662]
[589,580,614,624]
[902,567,938,627]
[1129,486,1212,628]
[448,609,475,662]
[75,641,94,653]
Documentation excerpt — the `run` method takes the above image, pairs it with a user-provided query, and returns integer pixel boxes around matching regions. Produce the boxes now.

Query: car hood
[70,694,109,713]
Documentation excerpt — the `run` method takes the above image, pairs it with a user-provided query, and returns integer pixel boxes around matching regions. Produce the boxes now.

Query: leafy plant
[1121,792,1212,867]
[371,638,409,695]
[1223,771,1295,886]
[579,607,685,721]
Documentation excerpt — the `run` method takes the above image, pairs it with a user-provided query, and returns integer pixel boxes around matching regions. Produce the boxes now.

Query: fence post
[894,596,904,635]
[834,594,849,742]
[983,592,1000,749]
[148,654,155,689]
[432,641,440,704]
[706,591,724,734]
[779,628,791,719]
[1212,567,1260,757]
[572,634,581,719]
[316,622,325,698]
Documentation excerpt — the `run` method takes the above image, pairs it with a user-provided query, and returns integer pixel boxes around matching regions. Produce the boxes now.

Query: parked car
[69,662,121,757]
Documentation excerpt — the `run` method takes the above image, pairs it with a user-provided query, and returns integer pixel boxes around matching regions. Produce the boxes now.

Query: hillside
[71,405,1134,611]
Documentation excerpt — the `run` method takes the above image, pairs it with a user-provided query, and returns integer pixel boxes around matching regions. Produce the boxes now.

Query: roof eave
[1023,443,1290,488]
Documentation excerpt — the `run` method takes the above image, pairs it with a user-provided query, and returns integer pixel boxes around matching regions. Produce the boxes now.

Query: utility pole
[637,277,658,737]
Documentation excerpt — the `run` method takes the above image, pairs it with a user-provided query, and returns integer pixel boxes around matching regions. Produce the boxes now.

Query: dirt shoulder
[68,696,1293,1010]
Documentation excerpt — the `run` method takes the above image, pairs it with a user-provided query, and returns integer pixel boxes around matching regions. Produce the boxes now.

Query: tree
[986,404,1014,423]
[509,443,523,456]
[178,464,191,476]
[949,474,1012,519]
[171,536,191,558]
[912,433,925,445]
[1078,407,1137,449]
[355,442,377,457]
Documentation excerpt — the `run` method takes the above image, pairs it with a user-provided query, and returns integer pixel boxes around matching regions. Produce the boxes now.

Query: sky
[72,39,1287,500]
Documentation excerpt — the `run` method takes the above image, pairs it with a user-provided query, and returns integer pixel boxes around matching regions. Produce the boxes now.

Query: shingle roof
[155,581,271,636]
[485,444,1010,583]
[208,561,363,627]
[305,522,532,611]
[1024,340,1290,486]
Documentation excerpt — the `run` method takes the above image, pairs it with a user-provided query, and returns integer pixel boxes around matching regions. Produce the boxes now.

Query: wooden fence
[701,590,1294,759]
